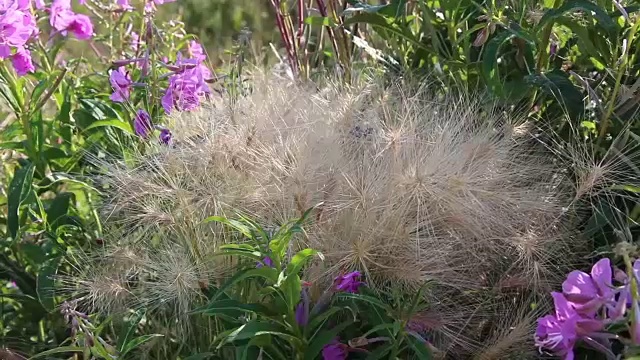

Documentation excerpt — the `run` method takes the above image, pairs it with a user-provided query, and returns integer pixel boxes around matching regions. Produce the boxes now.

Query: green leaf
[279,273,302,310]
[192,299,274,317]
[307,307,344,332]
[84,119,134,135]
[29,346,84,359]
[120,334,164,357]
[223,321,298,345]
[208,267,279,302]
[481,30,516,95]
[204,216,255,240]
[20,243,47,265]
[407,333,433,359]
[7,162,35,238]
[36,259,57,311]
[304,16,336,26]
[286,248,322,276]
[335,292,392,312]
[46,192,74,231]
[524,70,585,120]
[304,319,354,359]
[366,343,394,360]
[538,0,618,35]
[42,146,69,162]
[343,13,425,51]
[116,311,145,353]
[362,323,397,338]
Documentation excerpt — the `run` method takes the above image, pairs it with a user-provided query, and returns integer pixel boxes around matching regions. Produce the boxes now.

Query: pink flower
[322,338,347,360]
[109,67,132,102]
[133,109,152,138]
[562,258,615,315]
[33,0,45,9]
[66,13,92,39]
[535,292,604,360]
[50,0,93,39]
[129,31,140,51]
[188,40,206,61]
[334,271,364,293]
[11,46,34,75]
[0,7,37,58]
[161,53,211,114]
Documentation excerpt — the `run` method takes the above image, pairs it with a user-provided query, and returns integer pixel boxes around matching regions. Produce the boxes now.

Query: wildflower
[11,46,34,75]
[33,0,44,8]
[295,288,309,327]
[322,338,347,360]
[188,40,206,61]
[133,110,152,139]
[535,292,603,360]
[0,7,37,58]
[159,128,171,145]
[50,0,94,39]
[109,67,132,102]
[562,258,614,315]
[161,54,211,114]
[256,256,274,268]
[129,31,140,51]
[334,271,363,293]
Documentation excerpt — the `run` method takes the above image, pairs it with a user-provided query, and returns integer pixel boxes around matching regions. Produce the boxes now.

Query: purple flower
[322,338,347,360]
[11,46,34,75]
[33,0,45,8]
[50,0,93,39]
[295,288,309,327]
[562,258,614,315]
[133,109,152,139]
[334,271,364,293]
[0,7,37,58]
[159,128,171,145]
[129,31,140,51]
[550,42,558,58]
[188,40,206,61]
[66,13,93,39]
[161,52,212,113]
[535,292,603,360]
[256,256,274,268]
[109,67,132,102]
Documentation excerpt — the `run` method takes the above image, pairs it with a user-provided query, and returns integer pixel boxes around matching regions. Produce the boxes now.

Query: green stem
[598,20,640,144]
[529,0,563,108]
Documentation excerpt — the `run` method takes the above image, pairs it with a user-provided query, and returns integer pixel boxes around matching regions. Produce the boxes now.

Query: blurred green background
[164,0,277,63]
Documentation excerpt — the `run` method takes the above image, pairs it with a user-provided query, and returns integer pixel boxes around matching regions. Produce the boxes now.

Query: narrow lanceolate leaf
[84,119,134,135]
[206,267,279,302]
[286,248,322,276]
[538,0,618,35]
[36,259,58,311]
[406,333,433,359]
[304,319,354,359]
[192,299,274,317]
[7,162,35,239]
[119,334,164,357]
[524,70,585,120]
[481,30,515,95]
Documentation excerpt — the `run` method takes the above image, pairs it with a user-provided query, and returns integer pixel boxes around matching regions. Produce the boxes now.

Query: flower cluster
[535,258,640,359]
[0,0,95,76]
[161,50,212,114]
[0,0,38,75]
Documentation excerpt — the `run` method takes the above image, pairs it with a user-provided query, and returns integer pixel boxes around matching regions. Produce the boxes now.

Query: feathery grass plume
[473,295,545,360]
[70,73,621,358]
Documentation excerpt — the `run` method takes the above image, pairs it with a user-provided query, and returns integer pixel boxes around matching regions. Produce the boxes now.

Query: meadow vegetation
[0,0,639,359]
